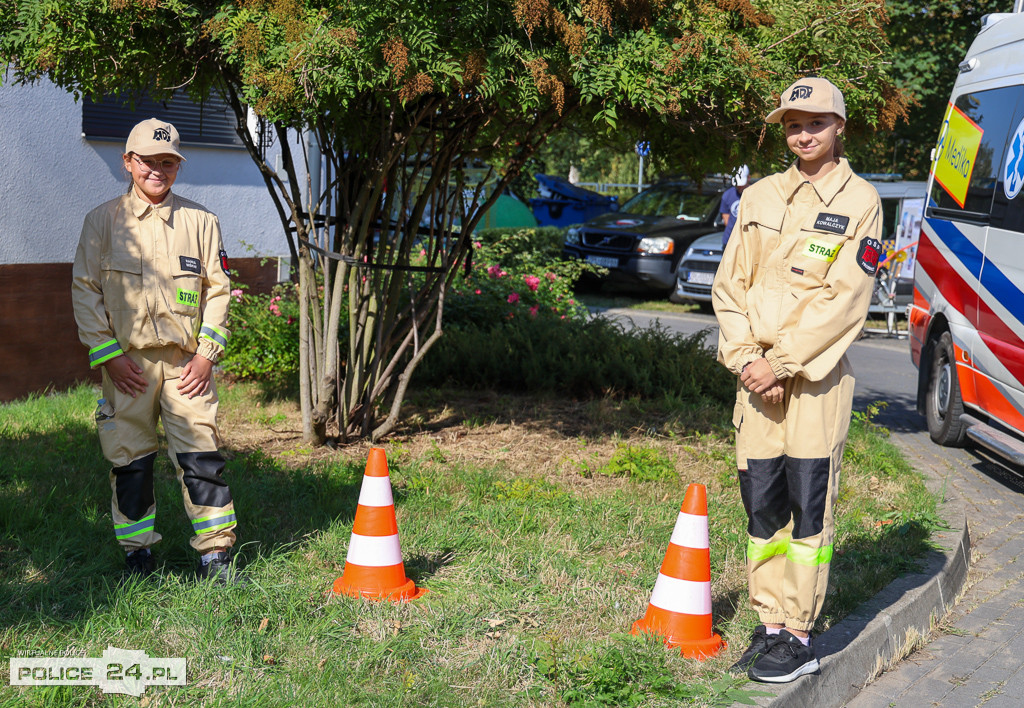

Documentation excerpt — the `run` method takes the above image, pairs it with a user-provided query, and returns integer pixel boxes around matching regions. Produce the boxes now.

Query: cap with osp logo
[765,77,846,124]
[125,118,186,161]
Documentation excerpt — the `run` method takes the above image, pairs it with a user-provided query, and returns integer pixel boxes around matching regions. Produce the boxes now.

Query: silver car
[670,231,724,309]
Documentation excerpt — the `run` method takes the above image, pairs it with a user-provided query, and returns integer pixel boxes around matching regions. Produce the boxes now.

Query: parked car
[669,231,724,308]
[562,179,727,295]
[668,178,927,315]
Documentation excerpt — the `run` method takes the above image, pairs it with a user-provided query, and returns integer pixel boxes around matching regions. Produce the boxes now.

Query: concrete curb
[746,506,971,707]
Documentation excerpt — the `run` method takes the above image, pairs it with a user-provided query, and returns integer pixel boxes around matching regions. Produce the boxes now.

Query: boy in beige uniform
[72,118,240,583]
[712,78,882,682]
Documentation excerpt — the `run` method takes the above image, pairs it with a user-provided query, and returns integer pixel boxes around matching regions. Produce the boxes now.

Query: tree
[858,0,1004,177]
[1,0,906,443]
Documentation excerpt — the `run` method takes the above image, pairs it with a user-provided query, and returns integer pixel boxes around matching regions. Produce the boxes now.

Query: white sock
[765,626,782,635]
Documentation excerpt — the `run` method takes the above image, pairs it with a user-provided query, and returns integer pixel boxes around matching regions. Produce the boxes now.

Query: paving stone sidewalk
[844,427,1024,708]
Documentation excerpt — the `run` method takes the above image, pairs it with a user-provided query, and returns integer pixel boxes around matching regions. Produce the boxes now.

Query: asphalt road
[601,307,922,435]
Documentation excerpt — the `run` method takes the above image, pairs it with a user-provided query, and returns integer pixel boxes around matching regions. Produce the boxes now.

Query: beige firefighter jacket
[712,158,881,382]
[72,189,231,371]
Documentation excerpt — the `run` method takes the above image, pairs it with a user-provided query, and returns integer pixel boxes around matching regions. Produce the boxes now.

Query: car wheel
[925,330,967,446]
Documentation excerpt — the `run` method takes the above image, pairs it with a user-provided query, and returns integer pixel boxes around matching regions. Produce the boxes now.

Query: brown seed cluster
[382,36,409,79]
[526,57,565,114]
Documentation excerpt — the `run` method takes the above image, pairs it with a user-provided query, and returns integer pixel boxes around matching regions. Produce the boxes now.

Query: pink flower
[499,270,507,278]
[420,248,427,256]
[474,241,482,249]
[487,264,502,277]
[231,288,243,302]
[545,272,557,282]
[269,304,281,317]
[568,299,575,305]
[560,315,565,320]
[529,305,539,317]
[474,289,481,295]
[524,275,541,292]
[507,292,519,304]
[286,317,294,325]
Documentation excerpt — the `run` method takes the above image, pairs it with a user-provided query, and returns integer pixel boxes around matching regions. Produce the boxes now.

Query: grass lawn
[0,383,941,707]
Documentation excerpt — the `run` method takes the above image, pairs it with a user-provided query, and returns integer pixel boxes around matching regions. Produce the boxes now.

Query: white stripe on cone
[357,476,395,507]
[648,573,712,614]
[345,533,403,567]
[668,511,709,549]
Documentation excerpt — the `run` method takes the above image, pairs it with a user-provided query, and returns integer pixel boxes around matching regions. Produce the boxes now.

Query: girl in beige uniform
[712,78,882,683]
[73,118,240,584]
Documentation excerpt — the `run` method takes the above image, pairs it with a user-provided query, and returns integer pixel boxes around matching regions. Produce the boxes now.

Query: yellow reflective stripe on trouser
[192,511,237,534]
[114,514,156,540]
[747,538,788,562]
[786,539,833,567]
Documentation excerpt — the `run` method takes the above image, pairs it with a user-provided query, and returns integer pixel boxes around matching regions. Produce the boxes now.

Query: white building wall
[0,78,291,264]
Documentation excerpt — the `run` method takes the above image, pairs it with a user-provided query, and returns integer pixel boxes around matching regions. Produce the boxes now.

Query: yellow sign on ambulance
[932,102,984,208]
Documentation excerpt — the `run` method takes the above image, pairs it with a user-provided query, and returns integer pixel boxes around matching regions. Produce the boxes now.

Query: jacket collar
[129,188,174,222]
[778,158,854,207]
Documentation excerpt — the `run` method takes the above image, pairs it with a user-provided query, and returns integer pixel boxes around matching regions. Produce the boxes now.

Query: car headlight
[565,226,582,245]
[637,236,674,255]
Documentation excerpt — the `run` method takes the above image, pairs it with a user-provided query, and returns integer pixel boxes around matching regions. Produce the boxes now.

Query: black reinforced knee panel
[785,456,830,539]
[112,452,157,521]
[176,451,232,508]
[740,456,790,539]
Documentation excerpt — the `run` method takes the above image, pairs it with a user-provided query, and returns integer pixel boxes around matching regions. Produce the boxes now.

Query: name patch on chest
[813,213,850,234]
[803,237,842,263]
[176,288,200,308]
[179,256,201,274]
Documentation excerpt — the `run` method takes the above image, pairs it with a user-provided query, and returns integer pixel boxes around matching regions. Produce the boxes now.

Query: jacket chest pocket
[788,213,858,286]
[100,252,143,311]
[171,254,204,315]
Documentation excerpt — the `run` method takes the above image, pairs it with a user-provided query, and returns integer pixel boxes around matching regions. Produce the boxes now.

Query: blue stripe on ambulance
[927,217,1024,329]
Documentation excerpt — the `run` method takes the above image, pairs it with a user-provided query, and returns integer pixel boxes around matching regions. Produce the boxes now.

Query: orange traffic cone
[631,483,724,659]
[332,448,427,602]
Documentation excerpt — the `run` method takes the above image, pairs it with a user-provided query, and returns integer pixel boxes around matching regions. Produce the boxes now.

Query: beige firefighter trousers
[96,345,237,553]
[733,355,855,632]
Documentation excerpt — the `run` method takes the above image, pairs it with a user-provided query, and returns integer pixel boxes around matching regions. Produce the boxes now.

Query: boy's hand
[740,357,780,394]
[103,355,148,397]
[178,355,214,398]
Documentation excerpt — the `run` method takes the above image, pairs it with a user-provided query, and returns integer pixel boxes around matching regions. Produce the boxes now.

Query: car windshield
[619,184,718,221]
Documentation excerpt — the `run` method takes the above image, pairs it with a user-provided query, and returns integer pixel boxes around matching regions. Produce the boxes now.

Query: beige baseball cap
[766,77,846,124]
[125,118,186,160]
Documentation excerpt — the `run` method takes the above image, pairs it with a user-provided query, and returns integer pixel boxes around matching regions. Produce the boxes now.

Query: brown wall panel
[0,258,281,403]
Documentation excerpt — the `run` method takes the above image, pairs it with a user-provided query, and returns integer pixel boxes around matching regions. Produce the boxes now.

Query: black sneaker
[728,624,772,675]
[196,551,244,585]
[124,549,155,579]
[748,629,819,683]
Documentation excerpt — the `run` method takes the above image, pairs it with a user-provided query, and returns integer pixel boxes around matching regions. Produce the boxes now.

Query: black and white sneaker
[728,625,772,675]
[123,548,155,580]
[747,629,819,683]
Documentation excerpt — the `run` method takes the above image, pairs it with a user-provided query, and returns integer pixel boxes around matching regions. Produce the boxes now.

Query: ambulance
[910,4,1024,464]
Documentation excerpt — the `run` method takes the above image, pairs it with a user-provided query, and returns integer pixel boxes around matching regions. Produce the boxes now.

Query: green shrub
[445,228,594,328]
[598,444,676,481]
[416,314,734,403]
[221,283,302,387]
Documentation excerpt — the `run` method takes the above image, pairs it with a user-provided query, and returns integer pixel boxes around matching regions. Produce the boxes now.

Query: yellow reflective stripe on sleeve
[88,340,123,367]
[746,538,789,562]
[803,237,842,263]
[786,540,833,567]
[199,323,228,347]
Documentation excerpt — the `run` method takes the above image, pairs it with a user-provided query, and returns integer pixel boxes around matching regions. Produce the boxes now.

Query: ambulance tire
[926,331,967,446]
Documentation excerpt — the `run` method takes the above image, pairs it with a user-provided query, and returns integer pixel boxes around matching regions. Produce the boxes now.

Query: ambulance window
[929,86,1022,220]
[990,86,1024,234]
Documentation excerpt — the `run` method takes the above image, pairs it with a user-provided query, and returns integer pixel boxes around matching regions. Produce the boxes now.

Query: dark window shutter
[82,91,243,148]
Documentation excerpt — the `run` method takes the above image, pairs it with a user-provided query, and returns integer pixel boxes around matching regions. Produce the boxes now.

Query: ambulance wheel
[925,331,967,446]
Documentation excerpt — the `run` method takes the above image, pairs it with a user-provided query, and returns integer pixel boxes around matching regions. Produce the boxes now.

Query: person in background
[720,164,749,248]
[72,118,241,584]
[712,77,883,683]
